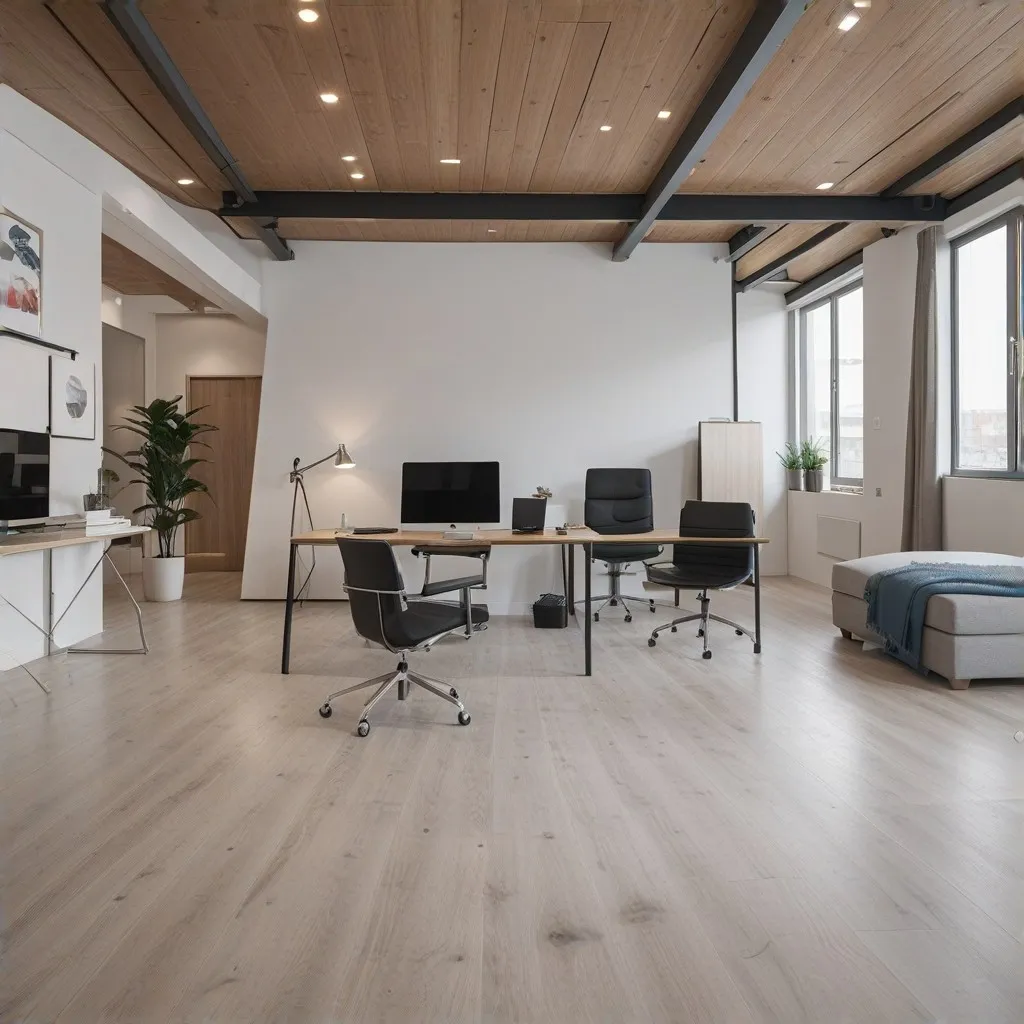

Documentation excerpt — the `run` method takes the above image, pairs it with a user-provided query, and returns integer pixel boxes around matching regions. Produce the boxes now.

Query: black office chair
[411,544,491,638]
[646,501,757,659]
[583,467,661,622]
[318,538,477,736]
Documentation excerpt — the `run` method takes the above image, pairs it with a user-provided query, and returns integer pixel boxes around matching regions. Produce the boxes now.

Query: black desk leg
[282,542,298,674]
[567,543,575,613]
[753,543,762,655]
[584,541,592,676]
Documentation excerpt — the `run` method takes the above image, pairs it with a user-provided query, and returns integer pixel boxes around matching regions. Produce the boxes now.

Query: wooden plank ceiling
[0,0,1020,285]
[102,236,214,310]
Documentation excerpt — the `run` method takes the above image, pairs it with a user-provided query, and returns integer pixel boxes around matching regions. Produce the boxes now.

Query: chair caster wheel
[735,629,744,636]
[449,687,459,699]
[594,613,600,622]
[649,601,656,612]
[624,614,632,623]
[648,638,656,647]
[754,643,761,654]
[671,626,677,633]
[610,599,617,606]
[356,719,370,737]
[697,629,704,638]
[458,711,471,726]
[702,651,712,660]
[318,704,332,718]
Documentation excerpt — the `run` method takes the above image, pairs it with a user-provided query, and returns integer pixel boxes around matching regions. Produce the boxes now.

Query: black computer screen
[0,428,50,522]
[401,461,500,524]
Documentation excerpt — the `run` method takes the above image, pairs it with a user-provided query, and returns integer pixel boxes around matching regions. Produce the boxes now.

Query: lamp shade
[334,443,356,469]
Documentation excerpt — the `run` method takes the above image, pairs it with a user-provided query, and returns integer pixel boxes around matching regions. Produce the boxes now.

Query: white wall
[242,242,735,613]
[101,285,123,328]
[737,289,789,576]
[944,477,1024,556]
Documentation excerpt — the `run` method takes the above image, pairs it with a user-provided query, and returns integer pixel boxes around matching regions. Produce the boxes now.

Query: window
[951,211,1023,476]
[799,283,864,487]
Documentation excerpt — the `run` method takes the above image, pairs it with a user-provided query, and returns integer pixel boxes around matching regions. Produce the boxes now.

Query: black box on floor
[533,593,567,628]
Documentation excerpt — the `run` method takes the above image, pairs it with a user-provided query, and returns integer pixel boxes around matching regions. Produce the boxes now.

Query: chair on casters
[411,545,490,639]
[646,501,758,659]
[318,538,474,736]
[582,468,662,622]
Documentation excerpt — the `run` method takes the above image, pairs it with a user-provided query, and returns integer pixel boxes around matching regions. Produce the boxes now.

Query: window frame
[798,280,864,488]
[950,209,1024,479]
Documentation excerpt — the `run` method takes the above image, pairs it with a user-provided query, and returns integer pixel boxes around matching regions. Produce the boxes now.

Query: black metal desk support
[282,541,298,674]
[753,543,762,654]
[583,541,592,676]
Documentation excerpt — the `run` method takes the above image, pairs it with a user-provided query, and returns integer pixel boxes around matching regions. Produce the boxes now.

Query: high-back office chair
[646,501,757,659]
[583,468,662,622]
[318,538,474,736]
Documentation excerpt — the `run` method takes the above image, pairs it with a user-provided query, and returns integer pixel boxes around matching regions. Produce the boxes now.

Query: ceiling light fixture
[853,0,871,7]
[440,158,461,164]
[837,12,859,30]
[599,125,612,132]
[320,92,338,104]
[816,181,835,190]
[114,296,123,306]
[298,8,319,23]
[487,228,497,234]
[341,155,357,162]
[657,110,671,120]
[177,177,195,185]
[350,172,365,179]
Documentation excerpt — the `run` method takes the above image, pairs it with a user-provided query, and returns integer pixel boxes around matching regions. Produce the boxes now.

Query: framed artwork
[50,357,96,440]
[0,211,42,337]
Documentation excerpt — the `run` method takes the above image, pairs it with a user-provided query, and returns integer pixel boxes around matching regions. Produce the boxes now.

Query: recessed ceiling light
[177,177,194,185]
[487,228,497,234]
[320,92,338,104]
[816,181,835,190]
[350,172,365,179]
[114,296,123,306]
[599,125,612,132]
[853,0,871,7]
[298,8,319,23]
[440,158,461,165]
[838,12,859,30]
[341,155,357,162]
[657,110,671,120]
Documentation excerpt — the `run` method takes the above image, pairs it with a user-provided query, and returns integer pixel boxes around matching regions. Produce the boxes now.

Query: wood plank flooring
[2,574,1023,1023]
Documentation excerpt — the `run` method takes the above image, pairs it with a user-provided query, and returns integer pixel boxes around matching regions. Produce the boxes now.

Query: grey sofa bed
[831,551,1024,689]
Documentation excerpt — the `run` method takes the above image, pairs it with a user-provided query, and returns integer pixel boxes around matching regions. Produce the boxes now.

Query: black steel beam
[946,161,1024,217]
[784,251,864,306]
[612,0,808,262]
[727,224,781,262]
[219,190,947,223]
[102,0,293,261]
[881,99,1024,199]
[735,223,848,292]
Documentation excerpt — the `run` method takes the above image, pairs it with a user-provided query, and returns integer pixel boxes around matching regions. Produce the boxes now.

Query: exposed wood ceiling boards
[909,119,1024,196]
[787,223,886,283]
[734,223,833,282]
[687,0,1024,196]
[644,221,739,243]
[0,0,218,207]
[102,235,214,310]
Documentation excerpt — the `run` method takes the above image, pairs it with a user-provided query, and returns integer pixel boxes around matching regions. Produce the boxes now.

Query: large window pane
[836,287,863,481]
[804,301,832,463]
[956,225,1008,470]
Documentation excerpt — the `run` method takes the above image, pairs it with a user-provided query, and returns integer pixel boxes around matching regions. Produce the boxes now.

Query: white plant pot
[143,556,185,602]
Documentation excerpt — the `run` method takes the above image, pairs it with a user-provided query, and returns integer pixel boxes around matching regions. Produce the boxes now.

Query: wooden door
[185,376,261,572]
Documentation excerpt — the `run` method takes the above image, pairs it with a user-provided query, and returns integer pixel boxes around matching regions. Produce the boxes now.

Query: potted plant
[105,396,216,602]
[801,437,829,492]
[776,442,804,491]
[83,467,120,512]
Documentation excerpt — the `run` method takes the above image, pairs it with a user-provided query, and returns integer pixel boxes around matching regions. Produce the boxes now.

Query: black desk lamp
[289,444,355,600]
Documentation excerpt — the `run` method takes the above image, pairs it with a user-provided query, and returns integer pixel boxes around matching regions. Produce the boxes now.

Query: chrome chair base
[575,564,657,622]
[649,591,760,658]
[319,656,470,737]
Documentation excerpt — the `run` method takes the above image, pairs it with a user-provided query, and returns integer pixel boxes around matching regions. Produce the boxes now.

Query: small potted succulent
[83,467,120,511]
[801,438,829,492]
[776,442,804,491]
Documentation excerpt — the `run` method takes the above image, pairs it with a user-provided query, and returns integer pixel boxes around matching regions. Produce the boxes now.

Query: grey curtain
[902,226,942,551]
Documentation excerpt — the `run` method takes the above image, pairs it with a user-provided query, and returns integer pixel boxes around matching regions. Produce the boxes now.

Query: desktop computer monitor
[0,428,50,524]
[401,461,500,524]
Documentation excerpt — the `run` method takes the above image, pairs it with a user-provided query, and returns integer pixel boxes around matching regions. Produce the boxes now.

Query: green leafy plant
[776,442,802,471]
[800,437,829,472]
[104,397,217,558]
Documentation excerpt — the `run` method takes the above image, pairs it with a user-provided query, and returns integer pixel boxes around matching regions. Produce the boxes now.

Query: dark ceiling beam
[726,224,782,262]
[735,223,849,292]
[881,98,1024,199]
[611,0,808,262]
[101,0,293,261]
[220,190,946,223]
[784,251,864,306]
[946,160,1024,217]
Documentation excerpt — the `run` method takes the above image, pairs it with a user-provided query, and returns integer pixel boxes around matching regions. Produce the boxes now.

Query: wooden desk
[284,528,768,677]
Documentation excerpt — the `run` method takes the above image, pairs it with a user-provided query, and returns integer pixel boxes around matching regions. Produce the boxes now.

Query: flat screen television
[0,428,50,523]
[401,461,500,524]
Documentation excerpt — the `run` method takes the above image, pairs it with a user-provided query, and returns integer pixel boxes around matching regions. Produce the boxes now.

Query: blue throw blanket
[864,562,1024,671]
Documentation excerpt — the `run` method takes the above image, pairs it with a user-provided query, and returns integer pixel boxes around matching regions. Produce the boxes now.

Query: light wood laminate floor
[2,574,1023,1023]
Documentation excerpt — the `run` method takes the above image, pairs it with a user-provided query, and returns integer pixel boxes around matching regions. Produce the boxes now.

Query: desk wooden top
[0,526,149,558]
[291,528,768,547]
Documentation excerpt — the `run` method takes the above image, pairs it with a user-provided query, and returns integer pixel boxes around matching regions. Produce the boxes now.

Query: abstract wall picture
[0,211,42,336]
[50,357,96,440]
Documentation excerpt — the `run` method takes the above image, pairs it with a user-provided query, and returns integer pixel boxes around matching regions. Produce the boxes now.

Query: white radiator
[817,515,861,560]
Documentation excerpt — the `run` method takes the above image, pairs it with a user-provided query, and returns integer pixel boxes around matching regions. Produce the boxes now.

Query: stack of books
[83,509,133,536]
